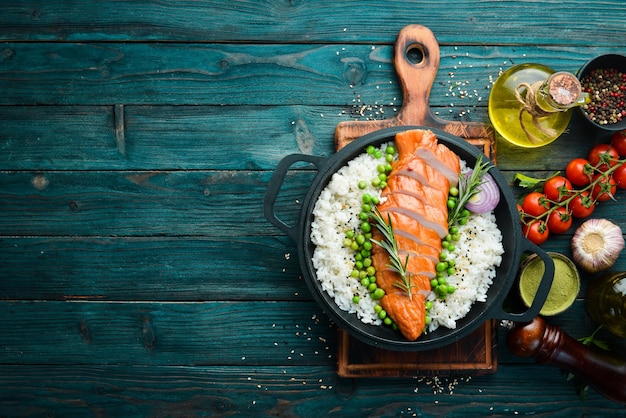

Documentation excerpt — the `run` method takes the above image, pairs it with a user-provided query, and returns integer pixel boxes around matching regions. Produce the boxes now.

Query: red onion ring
[465,172,500,213]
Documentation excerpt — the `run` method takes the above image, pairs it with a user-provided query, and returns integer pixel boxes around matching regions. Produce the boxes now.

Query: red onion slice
[465,172,500,214]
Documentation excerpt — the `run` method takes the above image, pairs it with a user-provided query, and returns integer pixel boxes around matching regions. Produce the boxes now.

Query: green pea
[355,253,362,261]
[350,241,359,251]
[361,249,371,258]
[447,244,456,252]
[379,180,387,189]
[360,277,370,287]
[371,178,381,187]
[425,301,433,310]
[355,260,363,270]
[386,145,395,155]
[368,275,376,283]
[445,233,452,242]
[359,270,368,279]
[383,317,393,326]
[450,226,459,235]
[384,163,393,172]
[362,194,372,204]
[350,269,359,278]
[392,323,398,331]
[447,267,456,275]
[372,288,385,300]
[378,310,387,320]
[430,278,439,288]
[361,222,371,233]
[436,262,448,272]
[447,259,455,267]
[356,234,366,245]
[362,203,371,213]
[385,154,394,163]
[378,173,387,182]
[366,145,375,154]
[352,296,360,304]
[370,196,380,205]
[449,186,459,197]
[439,251,448,261]
[359,211,369,221]
[374,150,383,159]
[342,238,353,247]
[447,285,456,294]
[363,257,372,268]
[438,277,447,286]
[451,233,461,242]
[363,241,373,251]
[374,304,383,313]
[367,282,377,292]
[376,164,386,173]
[447,198,456,209]
[458,218,468,225]
[425,315,431,325]
[358,180,367,190]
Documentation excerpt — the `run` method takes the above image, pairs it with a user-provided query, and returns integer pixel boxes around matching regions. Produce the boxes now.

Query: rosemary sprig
[447,155,493,228]
[369,207,414,300]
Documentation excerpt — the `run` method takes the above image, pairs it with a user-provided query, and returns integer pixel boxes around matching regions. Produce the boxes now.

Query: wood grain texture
[2,0,626,46]
[0,43,617,105]
[0,364,621,416]
[3,3,626,414]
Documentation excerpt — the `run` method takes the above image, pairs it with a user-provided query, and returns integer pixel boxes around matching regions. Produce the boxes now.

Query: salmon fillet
[378,191,448,238]
[370,129,461,341]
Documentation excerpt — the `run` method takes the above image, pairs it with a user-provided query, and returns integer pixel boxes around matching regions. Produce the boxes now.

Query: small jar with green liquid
[586,271,626,337]
[488,64,588,148]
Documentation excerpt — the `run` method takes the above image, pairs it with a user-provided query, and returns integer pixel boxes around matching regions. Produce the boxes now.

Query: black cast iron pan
[264,125,554,351]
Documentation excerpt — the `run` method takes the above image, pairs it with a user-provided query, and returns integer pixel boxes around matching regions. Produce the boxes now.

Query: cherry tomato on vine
[610,130,626,157]
[591,174,617,202]
[589,144,620,172]
[565,157,592,187]
[516,203,525,220]
[522,192,550,217]
[543,176,572,202]
[546,207,572,234]
[613,164,626,189]
[523,220,549,245]
[569,191,595,218]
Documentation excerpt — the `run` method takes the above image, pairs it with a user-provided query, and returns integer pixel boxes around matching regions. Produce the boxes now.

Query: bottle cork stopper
[548,72,582,106]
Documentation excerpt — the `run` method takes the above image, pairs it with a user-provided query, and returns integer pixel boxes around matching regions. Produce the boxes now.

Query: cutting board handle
[393,24,440,126]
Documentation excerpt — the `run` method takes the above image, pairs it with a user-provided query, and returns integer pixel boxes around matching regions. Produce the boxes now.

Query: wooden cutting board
[335,24,497,378]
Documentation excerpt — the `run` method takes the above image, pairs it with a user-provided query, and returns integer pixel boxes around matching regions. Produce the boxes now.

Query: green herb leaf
[370,207,414,300]
[513,171,560,190]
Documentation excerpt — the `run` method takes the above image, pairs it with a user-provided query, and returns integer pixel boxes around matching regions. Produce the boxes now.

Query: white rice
[310,144,504,333]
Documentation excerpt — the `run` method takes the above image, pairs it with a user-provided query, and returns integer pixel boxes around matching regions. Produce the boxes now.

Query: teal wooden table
[1,1,626,416]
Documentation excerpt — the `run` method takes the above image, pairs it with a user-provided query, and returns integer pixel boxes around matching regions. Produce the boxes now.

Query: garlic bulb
[571,219,625,273]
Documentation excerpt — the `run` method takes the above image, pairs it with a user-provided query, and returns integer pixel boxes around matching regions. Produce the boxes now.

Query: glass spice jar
[585,271,626,338]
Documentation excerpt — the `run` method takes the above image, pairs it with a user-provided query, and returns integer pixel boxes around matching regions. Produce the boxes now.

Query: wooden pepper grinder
[507,317,626,404]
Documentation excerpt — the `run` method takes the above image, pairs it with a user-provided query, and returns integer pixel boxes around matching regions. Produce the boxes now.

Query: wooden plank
[0,42,614,105]
[0,105,607,172]
[2,0,625,46]
[0,299,623,367]
[0,364,624,416]
[0,300,336,366]
[0,170,314,237]
[0,236,302,301]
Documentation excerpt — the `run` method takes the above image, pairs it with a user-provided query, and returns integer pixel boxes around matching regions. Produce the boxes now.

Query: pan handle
[263,153,324,242]
[491,239,555,323]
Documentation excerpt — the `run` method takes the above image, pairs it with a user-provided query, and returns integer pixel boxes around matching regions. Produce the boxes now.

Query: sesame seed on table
[0,1,625,415]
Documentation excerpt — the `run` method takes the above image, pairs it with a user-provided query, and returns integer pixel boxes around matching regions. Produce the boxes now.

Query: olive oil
[586,272,626,337]
[488,64,582,148]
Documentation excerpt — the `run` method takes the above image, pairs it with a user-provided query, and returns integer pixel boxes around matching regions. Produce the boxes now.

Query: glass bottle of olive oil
[488,63,587,148]
[586,272,626,338]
